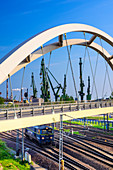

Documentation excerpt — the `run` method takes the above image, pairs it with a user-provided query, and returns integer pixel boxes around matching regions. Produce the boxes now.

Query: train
[25,125,54,145]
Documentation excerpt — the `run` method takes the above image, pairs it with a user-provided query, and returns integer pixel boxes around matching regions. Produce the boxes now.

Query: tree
[0,97,4,104]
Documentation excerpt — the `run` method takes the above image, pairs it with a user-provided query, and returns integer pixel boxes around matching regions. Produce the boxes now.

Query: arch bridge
[0,23,113,132]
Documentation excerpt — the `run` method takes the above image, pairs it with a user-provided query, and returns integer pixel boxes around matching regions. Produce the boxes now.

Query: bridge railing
[0,99,112,108]
[0,100,112,120]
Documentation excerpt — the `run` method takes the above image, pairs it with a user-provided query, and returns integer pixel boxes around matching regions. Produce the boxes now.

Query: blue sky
[0,0,113,101]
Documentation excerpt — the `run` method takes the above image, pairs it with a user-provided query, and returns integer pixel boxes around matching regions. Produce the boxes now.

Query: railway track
[0,131,89,170]
[63,134,113,167]
[63,124,113,147]
[54,132,113,168]
[1,129,113,169]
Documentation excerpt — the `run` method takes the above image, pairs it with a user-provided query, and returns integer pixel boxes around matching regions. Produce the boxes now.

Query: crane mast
[40,58,50,102]
[86,76,91,100]
[78,58,85,101]
[31,72,37,98]
[62,74,66,100]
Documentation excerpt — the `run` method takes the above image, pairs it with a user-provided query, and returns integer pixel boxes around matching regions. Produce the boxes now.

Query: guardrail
[0,100,112,120]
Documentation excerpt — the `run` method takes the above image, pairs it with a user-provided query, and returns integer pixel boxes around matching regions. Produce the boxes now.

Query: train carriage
[25,125,54,145]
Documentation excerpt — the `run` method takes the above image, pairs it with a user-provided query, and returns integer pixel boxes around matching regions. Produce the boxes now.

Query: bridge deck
[0,103,113,132]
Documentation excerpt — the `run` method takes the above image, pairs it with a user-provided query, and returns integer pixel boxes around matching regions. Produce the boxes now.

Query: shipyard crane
[87,76,91,100]
[40,58,50,102]
[31,72,37,98]
[78,58,85,101]
[46,67,63,101]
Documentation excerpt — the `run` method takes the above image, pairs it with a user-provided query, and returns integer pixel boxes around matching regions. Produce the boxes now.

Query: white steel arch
[10,39,111,78]
[0,23,113,84]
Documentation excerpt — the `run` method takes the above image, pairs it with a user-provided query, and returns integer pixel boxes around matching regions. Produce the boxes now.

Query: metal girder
[87,35,97,45]
[108,55,113,60]
[59,34,63,46]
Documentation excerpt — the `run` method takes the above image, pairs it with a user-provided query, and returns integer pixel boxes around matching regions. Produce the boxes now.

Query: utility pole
[78,58,85,101]
[59,114,64,170]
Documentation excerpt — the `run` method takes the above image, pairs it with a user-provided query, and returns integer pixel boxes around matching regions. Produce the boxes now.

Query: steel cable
[64,33,79,100]
[84,32,98,99]
[91,52,99,95]
[99,37,112,98]
[19,67,26,101]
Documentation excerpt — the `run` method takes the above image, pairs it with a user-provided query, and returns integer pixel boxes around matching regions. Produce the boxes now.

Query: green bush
[0,139,30,170]
[0,97,4,104]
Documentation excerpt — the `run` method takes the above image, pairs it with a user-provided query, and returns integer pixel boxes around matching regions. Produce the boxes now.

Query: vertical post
[21,88,23,102]
[32,108,34,116]
[27,88,28,101]
[16,129,19,156]
[72,128,73,135]
[59,114,64,170]
[8,74,13,100]
[20,108,22,118]
[84,117,86,127]
[52,109,54,142]
[43,107,45,114]
[103,114,105,131]
[106,113,109,132]
[6,110,8,119]
[6,79,8,100]
[22,128,24,161]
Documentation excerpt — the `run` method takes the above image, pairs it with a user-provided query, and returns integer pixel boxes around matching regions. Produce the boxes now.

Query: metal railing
[0,100,112,120]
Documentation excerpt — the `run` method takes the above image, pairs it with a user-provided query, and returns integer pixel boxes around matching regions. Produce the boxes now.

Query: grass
[87,116,113,121]
[73,131,84,136]
[63,128,84,136]
[64,119,113,132]
[0,139,30,170]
